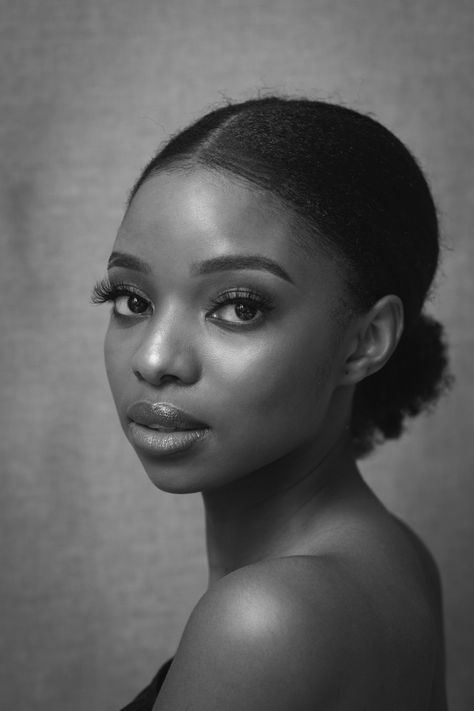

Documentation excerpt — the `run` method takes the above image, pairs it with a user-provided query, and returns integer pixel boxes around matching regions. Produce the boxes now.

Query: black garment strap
[119,658,174,711]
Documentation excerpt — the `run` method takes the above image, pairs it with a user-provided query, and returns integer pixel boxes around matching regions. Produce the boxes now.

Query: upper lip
[126,401,209,431]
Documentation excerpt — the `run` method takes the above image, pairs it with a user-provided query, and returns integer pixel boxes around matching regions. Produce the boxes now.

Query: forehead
[115,168,342,296]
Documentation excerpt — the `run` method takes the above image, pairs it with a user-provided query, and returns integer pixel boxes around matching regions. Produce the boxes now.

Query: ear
[340,295,404,386]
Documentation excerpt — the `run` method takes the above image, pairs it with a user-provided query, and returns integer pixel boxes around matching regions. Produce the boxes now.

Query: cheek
[103,325,130,411]
[206,327,339,440]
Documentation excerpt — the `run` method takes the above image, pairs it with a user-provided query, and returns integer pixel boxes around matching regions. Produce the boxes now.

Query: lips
[126,401,209,432]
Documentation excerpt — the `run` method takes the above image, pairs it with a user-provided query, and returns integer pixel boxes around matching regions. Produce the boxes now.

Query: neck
[202,428,367,588]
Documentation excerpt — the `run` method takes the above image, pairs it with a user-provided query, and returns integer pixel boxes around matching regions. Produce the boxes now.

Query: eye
[211,302,261,323]
[206,289,274,328]
[91,278,153,318]
[114,292,152,317]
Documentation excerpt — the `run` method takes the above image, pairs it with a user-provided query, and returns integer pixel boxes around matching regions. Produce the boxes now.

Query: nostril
[133,367,180,385]
[158,374,180,385]
[133,368,145,382]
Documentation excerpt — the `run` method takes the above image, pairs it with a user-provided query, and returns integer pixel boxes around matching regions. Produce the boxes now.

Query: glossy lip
[126,401,210,457]
[128,422,208,456]
[126,401,209,432]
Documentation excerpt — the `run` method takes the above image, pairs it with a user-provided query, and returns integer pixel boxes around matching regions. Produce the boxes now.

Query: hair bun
[352,313,453,457]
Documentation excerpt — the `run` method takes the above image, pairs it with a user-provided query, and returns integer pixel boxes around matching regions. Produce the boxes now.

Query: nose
[131,307,201,387]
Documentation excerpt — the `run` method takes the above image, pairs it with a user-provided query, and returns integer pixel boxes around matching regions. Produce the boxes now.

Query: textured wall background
[1,1,473,709]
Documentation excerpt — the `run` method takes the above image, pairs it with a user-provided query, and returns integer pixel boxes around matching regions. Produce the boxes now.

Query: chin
[135,447,237,495]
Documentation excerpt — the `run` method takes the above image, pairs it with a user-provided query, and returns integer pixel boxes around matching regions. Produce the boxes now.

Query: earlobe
[340,295,404,386]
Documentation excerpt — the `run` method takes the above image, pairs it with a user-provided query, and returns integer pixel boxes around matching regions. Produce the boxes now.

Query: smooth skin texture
[102,169,447,710]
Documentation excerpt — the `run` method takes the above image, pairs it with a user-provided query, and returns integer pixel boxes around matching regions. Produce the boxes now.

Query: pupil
[128,295,145,313]
[235,303,257,321]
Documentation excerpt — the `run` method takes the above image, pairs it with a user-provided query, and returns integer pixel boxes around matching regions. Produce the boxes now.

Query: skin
[102,168,447,710]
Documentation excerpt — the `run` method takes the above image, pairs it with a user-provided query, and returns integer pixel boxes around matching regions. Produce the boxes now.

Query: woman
[92,96,450,710]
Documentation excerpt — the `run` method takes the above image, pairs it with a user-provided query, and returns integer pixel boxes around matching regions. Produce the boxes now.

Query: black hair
[127,95,452,457]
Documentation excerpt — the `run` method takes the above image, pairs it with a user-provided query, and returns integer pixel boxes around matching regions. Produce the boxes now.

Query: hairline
[126,158,361,320]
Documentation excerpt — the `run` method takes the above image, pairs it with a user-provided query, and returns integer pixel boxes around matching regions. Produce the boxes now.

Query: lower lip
[128,422,209,456]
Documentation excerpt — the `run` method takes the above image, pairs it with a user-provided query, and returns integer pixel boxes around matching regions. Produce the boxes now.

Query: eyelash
[206,289,274,326]
[91,278,149,310]
[91,278,275,326]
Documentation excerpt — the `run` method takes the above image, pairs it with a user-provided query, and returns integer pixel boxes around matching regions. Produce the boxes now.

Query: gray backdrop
[1,1,473,709]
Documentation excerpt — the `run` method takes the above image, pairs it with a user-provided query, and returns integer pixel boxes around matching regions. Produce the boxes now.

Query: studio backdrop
[1,1,473,709]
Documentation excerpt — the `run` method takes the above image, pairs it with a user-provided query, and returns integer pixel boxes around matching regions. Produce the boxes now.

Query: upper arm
[154,559,373,711]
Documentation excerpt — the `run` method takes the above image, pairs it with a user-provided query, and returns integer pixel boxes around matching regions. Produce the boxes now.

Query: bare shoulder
[154,555,391,711]
[390,513,445,612]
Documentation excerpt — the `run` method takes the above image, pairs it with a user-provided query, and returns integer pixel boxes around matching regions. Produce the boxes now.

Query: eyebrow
[190,254,294,284]
[108,251,294,284]
[107,252,152,273]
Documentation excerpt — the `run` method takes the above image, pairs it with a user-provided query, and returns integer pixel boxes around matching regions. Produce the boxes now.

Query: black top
[120,658,174,711]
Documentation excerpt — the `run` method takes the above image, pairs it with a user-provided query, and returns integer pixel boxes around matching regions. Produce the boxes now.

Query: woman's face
[102,168,356,493]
